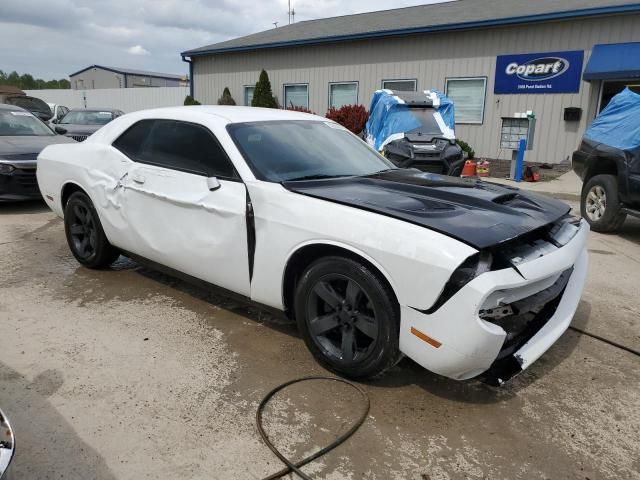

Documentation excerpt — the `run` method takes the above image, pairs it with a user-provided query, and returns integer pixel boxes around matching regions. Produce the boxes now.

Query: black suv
[572,138,640,232]
[365,91,464,176]
[572,88,640,233]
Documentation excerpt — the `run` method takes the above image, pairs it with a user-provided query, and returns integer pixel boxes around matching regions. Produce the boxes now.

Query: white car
[36,106,589,384]
[47,103,70,125]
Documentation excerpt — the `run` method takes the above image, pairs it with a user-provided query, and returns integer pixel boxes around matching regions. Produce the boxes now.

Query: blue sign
[495,50,584,94]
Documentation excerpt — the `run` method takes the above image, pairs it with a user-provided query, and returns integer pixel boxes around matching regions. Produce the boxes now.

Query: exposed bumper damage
[398,217,589,383]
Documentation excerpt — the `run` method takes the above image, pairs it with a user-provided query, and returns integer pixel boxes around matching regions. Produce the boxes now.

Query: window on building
[382,79,417,91]
[329,82,358,108]
[113,119,238,179]
[244,86,255,106]
[445,77,487,124]
[283,84,309,109]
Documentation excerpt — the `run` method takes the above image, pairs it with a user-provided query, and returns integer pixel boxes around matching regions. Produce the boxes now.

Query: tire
[64,191,120,268]
[581,174,626,233]
[294,256,400,379]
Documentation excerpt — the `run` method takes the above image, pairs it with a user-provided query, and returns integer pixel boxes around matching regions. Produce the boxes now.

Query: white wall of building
[24,87,190,113]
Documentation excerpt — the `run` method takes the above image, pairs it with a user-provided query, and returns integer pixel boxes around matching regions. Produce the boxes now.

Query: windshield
[0,110,54,136]
[227,120,394,182]
[60,110,114,125]
[405,108,444,137]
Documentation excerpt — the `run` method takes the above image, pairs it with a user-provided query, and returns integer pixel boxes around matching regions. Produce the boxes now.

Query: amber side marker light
[411,327,442,348]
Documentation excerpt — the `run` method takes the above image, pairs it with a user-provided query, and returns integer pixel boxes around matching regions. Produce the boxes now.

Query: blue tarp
[584,88,640,151]
[365,89,455,151]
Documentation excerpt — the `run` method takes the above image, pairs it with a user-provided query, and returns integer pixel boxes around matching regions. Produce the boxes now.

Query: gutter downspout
[182,55,194,99]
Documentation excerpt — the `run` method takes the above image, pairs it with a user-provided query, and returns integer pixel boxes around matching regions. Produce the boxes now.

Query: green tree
[184,95,201,105]
[251,69,277,108]
[217,87,236,105]
[0,69,71,89]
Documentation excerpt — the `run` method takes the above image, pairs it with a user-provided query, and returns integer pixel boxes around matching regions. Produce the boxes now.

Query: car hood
[0,135,75,160]
[59,124,103,135]
[283,169,570,249]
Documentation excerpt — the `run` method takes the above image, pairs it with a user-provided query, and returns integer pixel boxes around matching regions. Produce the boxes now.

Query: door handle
[132,174,146,184]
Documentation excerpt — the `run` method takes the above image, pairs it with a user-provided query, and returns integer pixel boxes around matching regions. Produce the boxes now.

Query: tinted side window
[113,119,237,179]
[113,119,150,159]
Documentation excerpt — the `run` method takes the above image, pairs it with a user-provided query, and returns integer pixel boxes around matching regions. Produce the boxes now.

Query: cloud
[0,0,447,79]
[127,45,150,55]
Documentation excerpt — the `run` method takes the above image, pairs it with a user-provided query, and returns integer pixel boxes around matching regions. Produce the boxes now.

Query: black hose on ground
[256,376,370,480]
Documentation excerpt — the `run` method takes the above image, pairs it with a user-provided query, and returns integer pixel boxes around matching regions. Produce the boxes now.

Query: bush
[184,95,201,106]
[325,104,368,134]
[217,87,236,105]
[456,139,475,159]
[251,70,278,108]
[286,105,315,114]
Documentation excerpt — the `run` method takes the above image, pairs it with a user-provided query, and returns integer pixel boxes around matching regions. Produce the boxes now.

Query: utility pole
[288,0,295,24]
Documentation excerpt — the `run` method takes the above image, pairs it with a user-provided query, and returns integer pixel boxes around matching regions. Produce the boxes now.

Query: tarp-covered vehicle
[0,86,53,123]
[572,88,640,232]
[363,89,464,176]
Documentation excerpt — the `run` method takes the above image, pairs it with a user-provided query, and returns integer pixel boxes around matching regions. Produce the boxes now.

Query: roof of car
[182,0,638,56]
[125,105,325,123]
[68,108,120,112]
[0,103,28,112]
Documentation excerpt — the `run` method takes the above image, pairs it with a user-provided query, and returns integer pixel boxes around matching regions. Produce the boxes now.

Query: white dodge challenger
[37,106,589,384]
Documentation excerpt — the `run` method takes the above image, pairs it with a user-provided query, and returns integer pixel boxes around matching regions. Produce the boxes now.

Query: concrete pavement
[483,170,582,201]
[0,200,638,479]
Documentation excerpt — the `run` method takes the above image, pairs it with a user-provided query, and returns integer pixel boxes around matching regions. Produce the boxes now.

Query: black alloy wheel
[306,274,379,364]
[64,191,120,268]
[295,256,400,379]
[68,202,98,260]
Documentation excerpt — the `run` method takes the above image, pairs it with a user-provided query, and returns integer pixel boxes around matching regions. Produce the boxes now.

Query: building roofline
[69,64,185,81]
[181,3,640,58]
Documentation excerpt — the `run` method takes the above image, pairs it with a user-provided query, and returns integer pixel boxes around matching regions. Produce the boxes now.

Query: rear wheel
[581,174,626,232]
[64,191,120,268]
[294,256,400,379]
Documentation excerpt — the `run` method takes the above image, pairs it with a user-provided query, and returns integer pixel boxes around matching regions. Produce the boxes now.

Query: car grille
[69,135,88,142]
[0,153,37,161]
[412,162,446,174]
[13,169,39,194]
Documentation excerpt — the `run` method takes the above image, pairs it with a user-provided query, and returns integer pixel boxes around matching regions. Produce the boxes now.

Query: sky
[0,0,449,80]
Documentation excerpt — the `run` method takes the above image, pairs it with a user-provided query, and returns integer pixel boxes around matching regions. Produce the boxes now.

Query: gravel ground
[0,200,639,480]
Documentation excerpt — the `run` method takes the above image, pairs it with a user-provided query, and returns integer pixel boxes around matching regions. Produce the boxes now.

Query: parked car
[54,108,124,142]
[0,86,53,122]
[0,104,75,201]
[573,88,640,232]
[363,89,464,176]
[37,106,588,384]
[47,103,70,125]
[0,407,15,479]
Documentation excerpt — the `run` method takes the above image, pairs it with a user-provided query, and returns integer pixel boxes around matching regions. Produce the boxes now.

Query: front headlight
[422,251,493,313]
[0,164,15,175]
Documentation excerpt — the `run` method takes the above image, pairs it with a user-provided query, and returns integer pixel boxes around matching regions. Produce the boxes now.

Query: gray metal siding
[70,69,122,89]
[192,14,640,165]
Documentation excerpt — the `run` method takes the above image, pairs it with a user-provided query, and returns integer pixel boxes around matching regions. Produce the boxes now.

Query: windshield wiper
[284,174,351,182]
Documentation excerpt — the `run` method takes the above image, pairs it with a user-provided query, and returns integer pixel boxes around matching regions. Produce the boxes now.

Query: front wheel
[64,191,120,268]
[294,256,400,379]
[580,174,626,233]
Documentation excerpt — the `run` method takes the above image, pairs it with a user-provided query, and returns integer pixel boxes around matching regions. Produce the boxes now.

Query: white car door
[113,119,251,296]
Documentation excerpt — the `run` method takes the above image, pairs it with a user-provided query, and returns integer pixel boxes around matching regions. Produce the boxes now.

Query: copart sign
[494,50,584,94]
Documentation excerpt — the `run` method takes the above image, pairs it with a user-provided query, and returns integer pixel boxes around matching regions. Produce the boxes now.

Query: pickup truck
[572,88,640,232]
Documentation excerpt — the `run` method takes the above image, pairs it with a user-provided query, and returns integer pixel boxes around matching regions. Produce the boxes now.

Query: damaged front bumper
[398,219,589,383]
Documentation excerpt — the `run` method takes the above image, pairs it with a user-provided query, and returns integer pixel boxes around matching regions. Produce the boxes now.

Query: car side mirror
[52,118,59,124]
[54,126,67,135]
[206,177,221,191]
